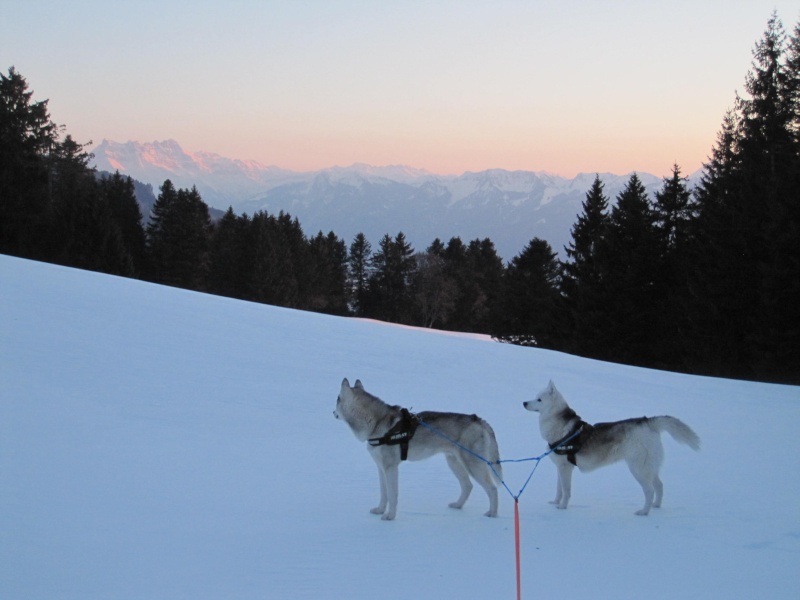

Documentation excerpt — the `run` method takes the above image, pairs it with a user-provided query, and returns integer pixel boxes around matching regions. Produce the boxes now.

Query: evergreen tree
[737,12,794,190]
[695,110,742,209]
[244,210,306,308]
[495,238,561,347]
[97,171,147,276]
[653,164,695,251]
[427,237,446,257]
[244,210,282,305]
[0,68,138,275]
[462,238,504,333]
[690,110,751,375]
[46,134,97,263]
[774,18,800,379]
[560,175,611,356]
[275,211,310,308]
[651,165,696,367]
[207,207,250,299]
[740,13,800,380]
[437,237,468,330]
[348,233,372,316]
[367,233,416,323]
[307,231,349,315]
[690,13,800,380]
[435,236,503,333]
[412,250,457,328]
[786,19,800,139]
[689,110,744,371]
[597,173,661,365]
[146,179,177,282]
[442,236,467,264]
[0,67,58,258]
[146,181,211,290]
[47,135,134,275]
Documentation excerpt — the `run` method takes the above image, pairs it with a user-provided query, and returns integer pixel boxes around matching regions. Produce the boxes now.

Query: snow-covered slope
[2,255,797,599]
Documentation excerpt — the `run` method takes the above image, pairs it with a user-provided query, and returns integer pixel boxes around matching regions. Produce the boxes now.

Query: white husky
[334,378,503,520]
[524,381,700,515]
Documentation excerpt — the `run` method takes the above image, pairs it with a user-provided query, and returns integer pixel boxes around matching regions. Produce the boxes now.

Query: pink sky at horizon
[4,1,800,179]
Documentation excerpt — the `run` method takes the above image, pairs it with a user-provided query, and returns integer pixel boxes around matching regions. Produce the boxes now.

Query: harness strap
[548,423,590,466]
[368,408,419,461]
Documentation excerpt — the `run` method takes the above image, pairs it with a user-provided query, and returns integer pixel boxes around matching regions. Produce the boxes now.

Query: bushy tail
[651,416,701,451]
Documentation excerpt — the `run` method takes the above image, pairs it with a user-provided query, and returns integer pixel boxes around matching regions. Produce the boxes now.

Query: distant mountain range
[91,139,701,259]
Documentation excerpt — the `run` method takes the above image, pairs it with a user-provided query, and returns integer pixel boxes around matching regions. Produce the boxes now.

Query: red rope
[515,498,521,600]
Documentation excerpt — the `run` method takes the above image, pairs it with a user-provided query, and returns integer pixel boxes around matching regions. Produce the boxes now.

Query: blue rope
[416,419,516,498]
[416,417,583,501]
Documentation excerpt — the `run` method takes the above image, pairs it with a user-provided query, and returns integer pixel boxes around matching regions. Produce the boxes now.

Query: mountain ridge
[91,139,700,259]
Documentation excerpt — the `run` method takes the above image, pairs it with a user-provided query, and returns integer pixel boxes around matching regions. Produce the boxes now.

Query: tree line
[1,14,798,384]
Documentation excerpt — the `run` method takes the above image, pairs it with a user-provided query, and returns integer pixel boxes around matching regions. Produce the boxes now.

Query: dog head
[334,378,377,441]
[524,380,565,414]
[334,378,360,420]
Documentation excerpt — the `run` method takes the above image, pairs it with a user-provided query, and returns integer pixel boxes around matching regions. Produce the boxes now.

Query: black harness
[549,422,592,466]
[368,408,419,461]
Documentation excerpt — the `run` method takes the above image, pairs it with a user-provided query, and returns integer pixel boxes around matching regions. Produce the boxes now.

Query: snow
[1,254,798,599]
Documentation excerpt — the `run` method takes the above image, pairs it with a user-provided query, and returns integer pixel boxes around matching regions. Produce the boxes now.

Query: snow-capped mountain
[91,139,695,259]
[92,139,302,206]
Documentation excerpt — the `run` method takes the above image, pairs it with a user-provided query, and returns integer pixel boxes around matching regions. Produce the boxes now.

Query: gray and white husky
[334,378,503,520]
[524,381,700,515]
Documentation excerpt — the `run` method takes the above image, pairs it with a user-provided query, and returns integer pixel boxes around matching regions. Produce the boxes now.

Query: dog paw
[381,512,396,521]
[370,507,385,515]
[484,510,497,517]
[635,509,650,516]
[448,502,464,510]
[556,504,568,510]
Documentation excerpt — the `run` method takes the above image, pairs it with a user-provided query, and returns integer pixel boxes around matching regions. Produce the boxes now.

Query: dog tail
[651,416,701,451]
[479,419,504,482]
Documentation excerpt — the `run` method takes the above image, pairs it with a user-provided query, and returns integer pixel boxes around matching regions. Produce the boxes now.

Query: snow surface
[2,255,798,599]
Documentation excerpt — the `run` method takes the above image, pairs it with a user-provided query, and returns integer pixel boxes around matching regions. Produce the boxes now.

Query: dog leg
[445,454,473,510]
[483,486,499,517]
[550,475,563,505]
[555,463,573,509]
[381,463,399,520]
[652,474,663,509]
[370,465,388,515]
[472,464,499,517]
[629,463,656,516]
[460,453,499,517]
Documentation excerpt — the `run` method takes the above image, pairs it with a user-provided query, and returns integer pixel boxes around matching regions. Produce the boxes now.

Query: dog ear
[341,378,350,389]
[548,380,556,393]
[354,379,364,389]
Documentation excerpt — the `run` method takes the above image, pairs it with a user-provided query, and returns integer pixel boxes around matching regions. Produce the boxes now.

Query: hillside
[1,255,798,599]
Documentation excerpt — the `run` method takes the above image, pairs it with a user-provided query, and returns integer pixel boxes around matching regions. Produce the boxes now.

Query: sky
[3,1,799,177]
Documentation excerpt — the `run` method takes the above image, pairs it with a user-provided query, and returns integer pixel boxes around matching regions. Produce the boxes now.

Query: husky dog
[524,381,700,515]
[334,378,503,520]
